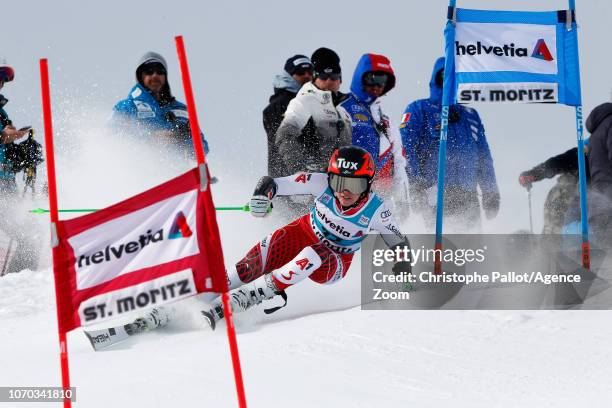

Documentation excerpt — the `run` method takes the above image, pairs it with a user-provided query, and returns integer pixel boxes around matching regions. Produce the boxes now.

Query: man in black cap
[273,47,352,218]
[263,54,313,177]
[275,47,351,174]
[113,51,209,154]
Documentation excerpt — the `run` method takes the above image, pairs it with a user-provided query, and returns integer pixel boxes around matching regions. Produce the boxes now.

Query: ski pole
[527,185,534,234]
[30,204,271,214]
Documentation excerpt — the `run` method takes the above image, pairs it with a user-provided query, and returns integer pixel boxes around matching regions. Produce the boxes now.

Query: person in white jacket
[274,47,353,218]
[275,47,352,175]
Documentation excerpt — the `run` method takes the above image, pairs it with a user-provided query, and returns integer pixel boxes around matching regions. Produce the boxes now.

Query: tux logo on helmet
[328,146,376,178]
[336,158,358,170]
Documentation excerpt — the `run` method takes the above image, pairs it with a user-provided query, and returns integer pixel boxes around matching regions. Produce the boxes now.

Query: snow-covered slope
[2,267,612,407]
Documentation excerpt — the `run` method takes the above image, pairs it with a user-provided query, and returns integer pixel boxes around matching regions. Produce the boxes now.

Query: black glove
[5,134,44,173]
[392,261,412,276]
[518,162,551,189]
[482,191,500,220]
[253,176,278,197]
[391,242,412,276]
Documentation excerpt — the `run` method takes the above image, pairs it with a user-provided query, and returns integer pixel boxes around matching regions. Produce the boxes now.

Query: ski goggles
[317,72,341,81]
[363,72,388,88]
[328,174,369,195]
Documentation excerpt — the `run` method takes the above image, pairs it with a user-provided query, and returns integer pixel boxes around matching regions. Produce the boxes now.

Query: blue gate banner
[443,8,581,106]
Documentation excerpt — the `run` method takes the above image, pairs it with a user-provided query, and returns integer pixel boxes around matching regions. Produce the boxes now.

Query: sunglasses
[294,68,313,76]
[142,65,166,76]
[329,174,368,195]
[363,72,388,88]
[318,72,341,81]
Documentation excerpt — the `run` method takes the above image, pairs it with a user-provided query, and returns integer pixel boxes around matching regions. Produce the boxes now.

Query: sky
[1,0,610,232]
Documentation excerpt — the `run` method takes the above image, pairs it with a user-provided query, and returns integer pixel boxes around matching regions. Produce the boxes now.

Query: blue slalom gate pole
[434,0,457,272]
[568,0,590,268]
[434,106,449,246]
[575,107,590,268]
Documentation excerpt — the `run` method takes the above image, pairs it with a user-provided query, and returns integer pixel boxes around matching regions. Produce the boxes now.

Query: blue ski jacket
[113,83,209,153]
[399,57,498,194]
[339,53,396,173]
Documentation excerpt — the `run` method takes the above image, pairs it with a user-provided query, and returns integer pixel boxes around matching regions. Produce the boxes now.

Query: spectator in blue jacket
[338,54,409,214]
[399,57,499,229]
[113,52,209,154]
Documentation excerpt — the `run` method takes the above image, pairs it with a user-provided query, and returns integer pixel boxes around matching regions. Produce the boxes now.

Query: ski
[84,307,169,351]
[84,319,148,351]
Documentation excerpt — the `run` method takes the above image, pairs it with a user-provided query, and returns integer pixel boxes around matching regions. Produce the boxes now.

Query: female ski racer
[202,145,411,329]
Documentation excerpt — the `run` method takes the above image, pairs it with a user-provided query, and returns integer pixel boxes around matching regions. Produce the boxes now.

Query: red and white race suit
[227,172,406,291]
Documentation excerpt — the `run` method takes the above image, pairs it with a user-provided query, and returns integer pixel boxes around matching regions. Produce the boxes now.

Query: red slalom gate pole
[175,35,206,165]
[175,35,248,408]
[40,59,72,408]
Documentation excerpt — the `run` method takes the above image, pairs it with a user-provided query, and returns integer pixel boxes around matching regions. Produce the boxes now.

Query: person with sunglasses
[338,53,410,218]
[201,146,411,329]
[112,51,209,155]
[274,47,352,218]
[263,54,313,178]
[399,57,500,231]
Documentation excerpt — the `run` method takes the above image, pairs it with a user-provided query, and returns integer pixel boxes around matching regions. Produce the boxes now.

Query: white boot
[131,307,170,333]
[202,274,279,330]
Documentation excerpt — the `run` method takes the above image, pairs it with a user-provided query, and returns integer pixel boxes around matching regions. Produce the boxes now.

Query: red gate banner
[53,167,225,333]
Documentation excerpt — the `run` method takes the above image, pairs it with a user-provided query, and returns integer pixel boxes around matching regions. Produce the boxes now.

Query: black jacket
[527,146,590,183]
[586,102,612,202]
[0,95,11,129]
[263,88,297,177]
